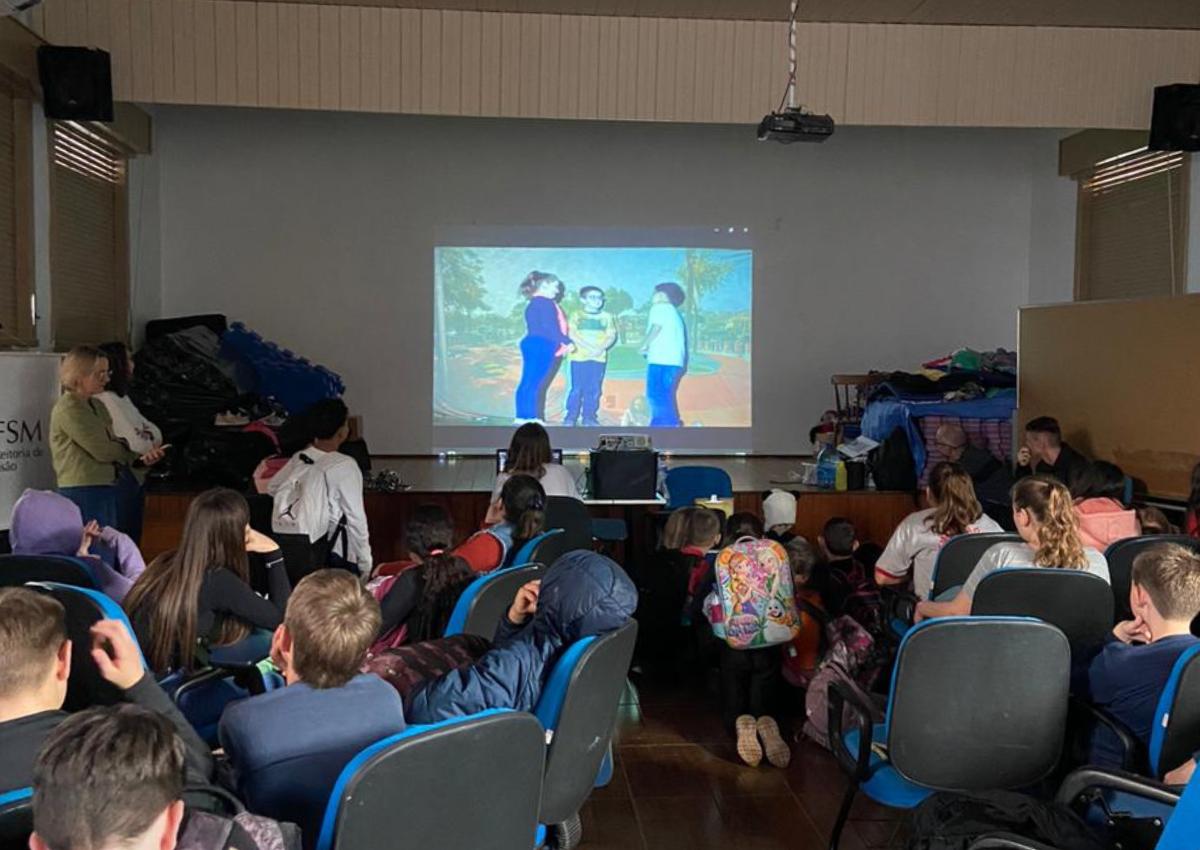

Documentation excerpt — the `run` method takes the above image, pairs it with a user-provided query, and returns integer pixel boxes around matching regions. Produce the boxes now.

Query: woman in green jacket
[50,345,165,532]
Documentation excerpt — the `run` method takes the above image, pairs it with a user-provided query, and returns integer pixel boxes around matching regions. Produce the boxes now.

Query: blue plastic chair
[1104,536,1200,624]
[828,616,1070,850]
[444,563,542,639]
[506,529,564,569]
[663,466,732,510]
[928,532,1022,599]
[315,710,545,850]
[0,786,32,848]
[533,621,638,849]
[0,554,97,589]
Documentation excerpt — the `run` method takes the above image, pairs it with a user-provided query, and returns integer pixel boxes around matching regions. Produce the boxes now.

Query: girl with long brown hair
[876,462,1004,599]
[915,475,1109,621]
[491,423,579,500]
[124,488,291,673]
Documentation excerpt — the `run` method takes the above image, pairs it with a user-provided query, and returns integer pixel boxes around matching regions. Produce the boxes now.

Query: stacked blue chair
[444,563,543,639]
[506,529,564,569]
[0,554,96,590]
[533,620,638,849]
[316,710,545,850]
[220,322,345,414]
[663,465,732,510]
[928,532,1022,599]
[968,762,1200,850]
[1104,536,1200,624]
[827,616,1071,850]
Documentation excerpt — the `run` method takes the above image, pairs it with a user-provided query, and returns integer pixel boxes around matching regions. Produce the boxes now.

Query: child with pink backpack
[701,513,801,768]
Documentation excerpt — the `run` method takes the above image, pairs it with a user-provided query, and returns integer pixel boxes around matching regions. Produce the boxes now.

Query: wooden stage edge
[142,455,918,567]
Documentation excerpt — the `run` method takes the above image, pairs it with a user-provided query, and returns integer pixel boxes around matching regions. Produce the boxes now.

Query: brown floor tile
[637,794,826,850]
[578,798,645,850]
[616,703,730,746]
[623,743,794,801]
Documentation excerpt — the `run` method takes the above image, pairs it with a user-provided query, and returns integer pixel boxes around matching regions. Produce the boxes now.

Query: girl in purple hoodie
[9,488,146,601]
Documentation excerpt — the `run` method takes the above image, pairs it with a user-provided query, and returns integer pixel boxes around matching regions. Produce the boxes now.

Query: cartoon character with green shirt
[565,286,617,426]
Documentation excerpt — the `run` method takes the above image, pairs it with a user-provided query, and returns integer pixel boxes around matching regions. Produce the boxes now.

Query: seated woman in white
[915,475,1109,621]
[874,461,1004,600]
[492,422,579,501]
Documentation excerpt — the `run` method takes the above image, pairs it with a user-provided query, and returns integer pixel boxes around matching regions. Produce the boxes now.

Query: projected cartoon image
[433,246,752,428]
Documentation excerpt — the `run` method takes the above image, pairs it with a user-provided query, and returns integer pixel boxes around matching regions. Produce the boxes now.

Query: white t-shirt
[492,463,580,501]
[645,302,686,367]
[875,508,1004,600]
[960,541,1109,601]
[94,391,162,455]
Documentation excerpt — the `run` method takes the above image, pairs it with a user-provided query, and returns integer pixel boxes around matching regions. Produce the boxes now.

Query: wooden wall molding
[28,1,1200,128]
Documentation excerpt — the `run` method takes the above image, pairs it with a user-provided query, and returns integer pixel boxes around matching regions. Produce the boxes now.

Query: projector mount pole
[787,0,797,110]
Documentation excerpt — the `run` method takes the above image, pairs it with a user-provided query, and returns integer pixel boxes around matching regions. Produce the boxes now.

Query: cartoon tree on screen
[677,249,734,351]
[439,248,489,334]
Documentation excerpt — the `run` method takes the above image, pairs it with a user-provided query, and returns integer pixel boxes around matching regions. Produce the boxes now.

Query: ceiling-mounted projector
[757,108,835,143]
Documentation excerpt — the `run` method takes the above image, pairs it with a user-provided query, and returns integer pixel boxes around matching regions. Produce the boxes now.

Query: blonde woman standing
[50,345,165,533]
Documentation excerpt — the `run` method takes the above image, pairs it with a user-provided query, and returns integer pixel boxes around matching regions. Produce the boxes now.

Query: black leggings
[719,644,781,730]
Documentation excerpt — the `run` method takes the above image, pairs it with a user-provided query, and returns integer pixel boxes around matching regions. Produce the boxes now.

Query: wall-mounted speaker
[36,45,113,122]
[1148,84,1200,152]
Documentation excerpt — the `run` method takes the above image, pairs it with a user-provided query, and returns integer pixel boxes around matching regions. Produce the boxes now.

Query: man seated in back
[1079,544,1200,768]
[1015,416,1089,486]
[219,570,404,841]
[30,705,296,850]
[935,423,1013,527]
[0,587,211,793]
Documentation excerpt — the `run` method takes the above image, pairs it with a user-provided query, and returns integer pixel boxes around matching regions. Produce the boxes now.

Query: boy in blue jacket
[1079,543,1200,768]
[406,550,637,722]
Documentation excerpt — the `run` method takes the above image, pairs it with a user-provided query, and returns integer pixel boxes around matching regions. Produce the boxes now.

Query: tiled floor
[578,676,909,850]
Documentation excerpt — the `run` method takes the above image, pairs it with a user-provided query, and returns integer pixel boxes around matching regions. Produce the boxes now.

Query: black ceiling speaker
[1148,83,1200,152]
[36,45,113,122]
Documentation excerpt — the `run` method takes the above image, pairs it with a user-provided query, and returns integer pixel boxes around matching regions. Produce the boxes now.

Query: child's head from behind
[1009,475,1087,568]
[531,551,637,645]
[723,512,763,546]
[1131,544,1200,625]
[405,504,455,560]
[1069,460,1126,502]
[274,570,381,689]
[31,705,185,850]
[820,517,857,558]
[501,473,547,540]
[762,489,797,535]
[9,489,86,558]
[306,397,350,447]
[0,588,69,712]
[1137,506,1176,535]
[925,462,982,536]
[505,423,553,475]
[785,538,818,586]
[662,507,722,551]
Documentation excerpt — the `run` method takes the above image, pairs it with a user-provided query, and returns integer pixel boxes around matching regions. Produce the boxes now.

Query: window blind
[0,77,33,347]
[1075,148,1188,301]
[50,120,129,349]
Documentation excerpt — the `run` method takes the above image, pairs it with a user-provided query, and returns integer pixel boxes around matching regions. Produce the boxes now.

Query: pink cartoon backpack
[710,537,800,649]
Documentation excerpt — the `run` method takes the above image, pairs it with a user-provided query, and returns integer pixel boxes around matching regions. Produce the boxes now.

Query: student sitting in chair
[1071,460,1140,551]
[268,398,372,578]
[371,505,476,651]
[30,705,296,850]
[915,476,1109,621]
[453,474,548,573]
[0,588,212,794]
[875,462,1003,600]
[1077,543,1200,769]
[404,550,636,723]
[9,488,146,601]
[219,570,404,842]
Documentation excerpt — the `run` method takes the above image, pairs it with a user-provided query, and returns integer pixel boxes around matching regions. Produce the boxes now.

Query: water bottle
[816,439,838,490]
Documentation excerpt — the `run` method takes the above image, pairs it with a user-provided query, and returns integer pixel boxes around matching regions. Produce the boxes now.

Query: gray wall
[151,107,1074,453]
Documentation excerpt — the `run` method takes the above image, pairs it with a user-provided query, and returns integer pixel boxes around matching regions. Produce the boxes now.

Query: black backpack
[869,426,917,491]
[908,791,1106,850]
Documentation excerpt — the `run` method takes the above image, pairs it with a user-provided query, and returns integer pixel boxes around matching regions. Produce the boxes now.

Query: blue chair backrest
[1149,643,1200,778]
[929,532,1023,599]
[533,621,638,825]
[316,710,545,850]
[0,787,33,848]
[444,563,542,639]
[506,529,563,569]
[970,567,1113,655]
[1105,536,1200,624]
[28,582,147,712]
[664,466,732,510]
[1158,764,1200,850]
[885,616,1070,791]
[0,554,96,589]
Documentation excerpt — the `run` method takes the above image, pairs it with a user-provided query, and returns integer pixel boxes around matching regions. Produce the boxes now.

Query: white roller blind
[1075,148,1188,301]
[50,121,129,349]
